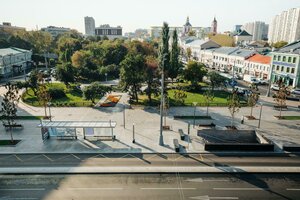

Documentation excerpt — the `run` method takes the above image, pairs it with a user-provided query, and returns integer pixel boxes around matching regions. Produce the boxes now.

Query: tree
[173,88,187,105]
[120,54,145,103]
[37,79,51,119]
[145,56,159,104]
[203,89,214,116]
[188,30,196,36]
[272,41,288,49]
[169,29,182,82]
[227,89,241,128]
[56,63,76,86]
[186,47,192,61]
[1,82,20,143]
[27,70,40,96]
[57,36,82,63]
[274,84,289,119]
[83,82,111,104]
[207,71,227,91]
[247,83,259,119]
[183,61,207,89]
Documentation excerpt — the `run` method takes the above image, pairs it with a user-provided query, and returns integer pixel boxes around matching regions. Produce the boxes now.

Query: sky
[1,0,300,34]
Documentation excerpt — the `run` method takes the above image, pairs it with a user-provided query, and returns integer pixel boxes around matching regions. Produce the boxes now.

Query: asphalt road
[0,173,299,200]
[0,153,299,168]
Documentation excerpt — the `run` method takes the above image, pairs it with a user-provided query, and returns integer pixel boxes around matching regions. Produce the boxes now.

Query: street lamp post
[105,73,108,82]
[123,104,126,129]
[132,123,135,143]
[193,102,197,128]
[266,64,274,97]
[258,103,263,128]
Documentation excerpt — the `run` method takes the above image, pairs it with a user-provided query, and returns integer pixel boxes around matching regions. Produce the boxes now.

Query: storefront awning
[38,121,117,128]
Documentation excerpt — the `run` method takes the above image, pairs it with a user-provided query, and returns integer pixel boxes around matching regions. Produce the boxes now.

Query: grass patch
[22,83,95,107]
[0,140,21,146]
[136,89,247,107]
[174,116,212,119]
[0,116,42,120]
[278,116,300,120]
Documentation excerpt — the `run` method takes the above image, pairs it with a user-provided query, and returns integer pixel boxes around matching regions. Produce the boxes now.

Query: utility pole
[159,67,164,146]
[258,103,263,128]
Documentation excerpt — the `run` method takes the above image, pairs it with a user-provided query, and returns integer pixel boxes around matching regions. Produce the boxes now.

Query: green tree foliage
[169,29,182,82]
[56,63,76,86]
[272,41,288,49]
[186,47,192,61]
[183,61,207,89]
[145,56,159,104]
[0,82,20,142]
[203,89,214,116]
[57,36,82,63]
[120,54,145,103]
[83,82,112,104]
[227,89,241,128]
[207,71,227,90]
[159,22,170,77]
[247,83,259,118]
[173,88,187,105]
[37,80,51,118]
[274,84,289,118]
[187,30,196,36]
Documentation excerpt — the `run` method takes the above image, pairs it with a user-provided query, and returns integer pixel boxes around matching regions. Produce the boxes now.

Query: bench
[178,129,185,140]
[3,124,23,130]
[173,139,180,153]
[273,105,288,110]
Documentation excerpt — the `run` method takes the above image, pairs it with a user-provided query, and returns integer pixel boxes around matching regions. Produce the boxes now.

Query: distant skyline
[1,0,300,34]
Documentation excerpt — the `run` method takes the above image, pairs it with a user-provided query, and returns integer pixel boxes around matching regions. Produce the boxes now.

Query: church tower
[211,16,217,35]
[183,16,192,36]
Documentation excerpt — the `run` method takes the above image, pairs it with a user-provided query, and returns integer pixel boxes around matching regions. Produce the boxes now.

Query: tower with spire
[183,16,192,36]
[211,16,217,35]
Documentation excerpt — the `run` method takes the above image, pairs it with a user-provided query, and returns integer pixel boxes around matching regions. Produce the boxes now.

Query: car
[291,89,300,95]
[257,78,269,85]
[271,84,280,91]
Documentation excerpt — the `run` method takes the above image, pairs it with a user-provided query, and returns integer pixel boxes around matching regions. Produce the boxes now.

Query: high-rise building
[84,16,95,36]
[41,26,71,37]
[211,17,217,35]
[242,21,269,41]
[268,8,300,44]
[95,24,122,39]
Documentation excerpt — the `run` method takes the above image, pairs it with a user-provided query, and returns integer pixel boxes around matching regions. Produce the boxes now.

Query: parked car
[257,78,269,85]
[271,84,280,91]
[291,88,300,95]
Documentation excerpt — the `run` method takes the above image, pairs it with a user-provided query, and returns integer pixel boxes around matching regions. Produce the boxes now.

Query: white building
[41,26,71,38]
[184,39,220,61]
[0,47,32,78]
[242,21,268,41]
[234,30,253,45]
[268,8,300,44]
[244,54,271,80]
[95,24,123,39]
[84,16,95,36]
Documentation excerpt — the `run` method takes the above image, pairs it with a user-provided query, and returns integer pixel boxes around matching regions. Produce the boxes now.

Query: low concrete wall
[205,143,274,151]
[283,145,300,152]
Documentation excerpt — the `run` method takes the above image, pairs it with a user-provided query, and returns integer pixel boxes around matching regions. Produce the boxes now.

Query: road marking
[214,188,269,191]
[71,154,81,160]
[43,154,54,162]
[13,155,22,162]
[186,178,229,182]
[190,196,238,200]
[0,188,45,191]
[66,188,123,190]
[22,154,43,161]
[287,188,300,191]
[141,188,196,190]
[200,154,204,161]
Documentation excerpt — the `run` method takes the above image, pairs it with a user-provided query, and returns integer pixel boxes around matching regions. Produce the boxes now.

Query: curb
[1,166,300,174]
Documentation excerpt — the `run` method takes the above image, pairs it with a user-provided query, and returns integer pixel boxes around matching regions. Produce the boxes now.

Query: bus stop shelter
[39,120,117,141]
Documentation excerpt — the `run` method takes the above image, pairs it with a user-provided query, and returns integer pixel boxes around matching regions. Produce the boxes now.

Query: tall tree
[274,84,289,119]
[83,82,112,104]
[203,89,214,116]
[227,89,241,128]
[169,29,182,82]
[247,83,259,119]
[145,56,159,104]
[1,82,20,143]
[37,77,51,119]
[120,54,145,103]
[207,71,227,91]
[183,61,207,89]
[56,63,76,87]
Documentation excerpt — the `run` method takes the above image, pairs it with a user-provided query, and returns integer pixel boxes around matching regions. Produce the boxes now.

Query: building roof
[230,49,256,58]
[277,40,300,54]
[246,54,271,64]
[213,47,239,55]
[0,47,31,57]
[235,30,252,36]
[186,39,220,49]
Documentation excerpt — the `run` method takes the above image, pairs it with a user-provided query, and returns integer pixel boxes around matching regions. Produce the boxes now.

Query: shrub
[48,88,66,99]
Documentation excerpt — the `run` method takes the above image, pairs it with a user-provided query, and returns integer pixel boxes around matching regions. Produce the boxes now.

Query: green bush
[48,88,66,99]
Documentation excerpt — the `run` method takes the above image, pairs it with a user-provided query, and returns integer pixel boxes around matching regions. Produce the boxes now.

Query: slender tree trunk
[44,104,47,118]
[231,113,234,128]
[279,106,282,118]
[10,126,14,143]
[250,106,253,117]
[134,85,138,103]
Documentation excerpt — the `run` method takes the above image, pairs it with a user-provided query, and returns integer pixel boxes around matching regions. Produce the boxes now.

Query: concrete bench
[178,129,185,140]
[273,105,288,110]
[4,124,23,130]
[173,139,180,153]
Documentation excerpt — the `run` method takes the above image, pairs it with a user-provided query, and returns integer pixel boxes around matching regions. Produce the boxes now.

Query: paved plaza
[0,87,300,153]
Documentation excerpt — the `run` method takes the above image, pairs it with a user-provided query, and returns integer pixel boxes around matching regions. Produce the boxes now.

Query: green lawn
[22,83,95,107]
[0,140,21,146]
[0,116,42,120]
[137,89,246,107]
[279,116,300,120]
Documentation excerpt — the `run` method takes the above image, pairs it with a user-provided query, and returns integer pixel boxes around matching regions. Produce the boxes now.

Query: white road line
[287,188,300,191]
[190,196,238,200]
[0,188,45,191]
[210,197,239,200]
[203,179,229,182]
[43,154,54,162]
[214,188,269,191]
[141,188,196,190]
[14,155,22,162]
[71,154,81,160]
[66,188,123,190]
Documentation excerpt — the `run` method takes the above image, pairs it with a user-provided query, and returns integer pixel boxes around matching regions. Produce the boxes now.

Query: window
[276,65,279,71]
[278,56,281,61]
[283,56,286,62]
[286,67,290,73]
[291,68,295,74]
[281,66,284,72]
[293,57,296,63]
[273,55,277,61]
[288,57,292,63]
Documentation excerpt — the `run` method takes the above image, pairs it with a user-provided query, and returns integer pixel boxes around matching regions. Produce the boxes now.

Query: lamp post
[266,64,274,97]
[123,104,126,129]
[105,73,108,82]
[258,103,263,128]
[192,102,198,128]
[47,102,52,121]
[132,123,135,143]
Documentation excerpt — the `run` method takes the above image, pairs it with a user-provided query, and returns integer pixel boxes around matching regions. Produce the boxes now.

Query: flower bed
[100,95,122,107]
